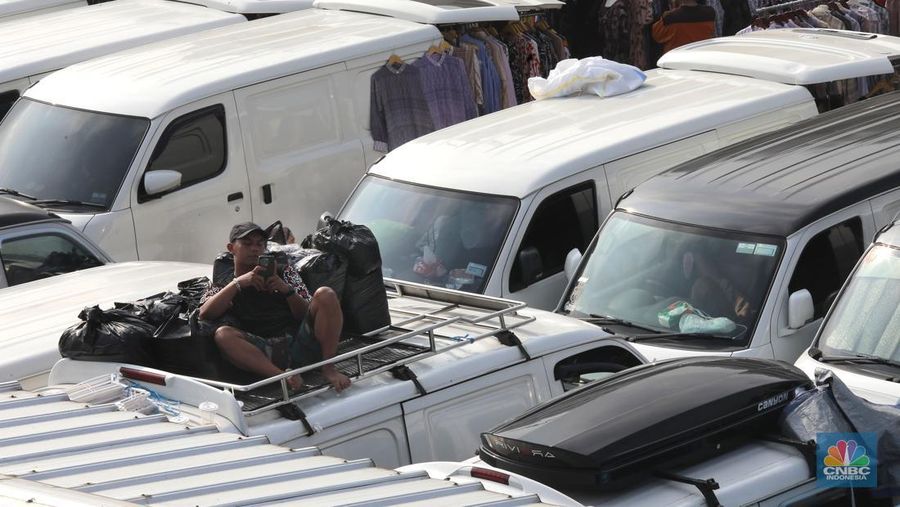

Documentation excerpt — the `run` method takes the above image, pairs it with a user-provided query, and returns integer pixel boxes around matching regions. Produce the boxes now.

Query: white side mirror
[564,248,582,282]
[144,170,182,196]
[788,289,814,329]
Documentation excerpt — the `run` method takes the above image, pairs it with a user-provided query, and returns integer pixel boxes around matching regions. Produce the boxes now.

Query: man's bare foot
[322,366,351,393]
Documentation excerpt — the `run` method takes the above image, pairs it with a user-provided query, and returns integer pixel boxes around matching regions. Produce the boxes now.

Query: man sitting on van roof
[199,222,351,392]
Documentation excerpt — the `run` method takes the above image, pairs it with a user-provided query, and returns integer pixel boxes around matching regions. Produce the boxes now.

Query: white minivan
[0,0,553,263]
[561,90,900,368]
[795,218,900,406]
[0,0,247,120]
[0,0,84,22]
[339,29,900,310]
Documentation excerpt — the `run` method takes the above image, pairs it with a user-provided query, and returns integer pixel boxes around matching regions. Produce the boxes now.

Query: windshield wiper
[31,198,105,209]
[578,314,661,334]
[809,348,900,368]
[624,331,735,343]
[0,187,36,200]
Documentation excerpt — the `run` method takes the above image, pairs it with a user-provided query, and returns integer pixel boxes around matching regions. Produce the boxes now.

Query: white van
[0,0,246,120]
[0,1,552,263]
[795,218,900,406]
[0,0,84,22]
[560,90,900,369]
[338,29,900,310]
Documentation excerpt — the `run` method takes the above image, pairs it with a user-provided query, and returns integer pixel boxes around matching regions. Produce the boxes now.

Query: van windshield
[817,244,900,368]
[563,212,783,345]
[0,99,149,210]
[340,176,518,294]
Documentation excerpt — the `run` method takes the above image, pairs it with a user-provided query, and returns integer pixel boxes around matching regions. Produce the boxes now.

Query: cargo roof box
[479,357,812,489]
[658,29,900,84]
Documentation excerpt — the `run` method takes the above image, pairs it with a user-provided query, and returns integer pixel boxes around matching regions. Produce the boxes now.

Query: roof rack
[191,278,536,416]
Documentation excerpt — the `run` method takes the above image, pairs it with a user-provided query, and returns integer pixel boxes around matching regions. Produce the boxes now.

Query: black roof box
[478,357,812,489]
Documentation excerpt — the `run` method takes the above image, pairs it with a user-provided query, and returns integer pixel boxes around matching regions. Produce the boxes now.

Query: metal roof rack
[191,279,536,416]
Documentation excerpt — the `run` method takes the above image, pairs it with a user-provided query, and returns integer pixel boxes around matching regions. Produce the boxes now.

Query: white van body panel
[0,262,210,385]
[0,0,84,21]
[196,0,313,14]
[313,0,522,23]
[0,76,26,95]
[0,0,244,89]
[130,93,252,262]
[659,29,900,84]
[795,352,900,405]
[78,210,137,262]
[24,9,441,118]
[368,69,816,200]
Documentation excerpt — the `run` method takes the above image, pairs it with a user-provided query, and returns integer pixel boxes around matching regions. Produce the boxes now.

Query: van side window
[510,183,597,292]
[139,105,226,201]
[788,217,864,319]
[0,233,102,286]
[0,90,19,120]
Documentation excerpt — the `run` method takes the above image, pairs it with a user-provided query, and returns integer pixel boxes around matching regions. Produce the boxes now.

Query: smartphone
[257,254,276,278]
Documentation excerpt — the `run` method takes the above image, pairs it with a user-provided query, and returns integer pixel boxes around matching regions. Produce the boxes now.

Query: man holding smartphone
[199,222,351,392]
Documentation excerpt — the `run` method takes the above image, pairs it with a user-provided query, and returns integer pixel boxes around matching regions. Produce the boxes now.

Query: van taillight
[120,367,166,386]
[471,467,510,485]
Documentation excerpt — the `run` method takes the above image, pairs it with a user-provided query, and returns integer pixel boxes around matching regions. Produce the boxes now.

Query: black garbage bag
[342,269,390,335]
[302,217,381,276]
[295,250,347,300]
[59,306,157,365]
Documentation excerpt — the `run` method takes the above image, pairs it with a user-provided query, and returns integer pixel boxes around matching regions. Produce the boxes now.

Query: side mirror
[518,246,543,288]
[317,211,334,230]
[788,289,814,329]
[564,248,582,282]
[143,170,182,196]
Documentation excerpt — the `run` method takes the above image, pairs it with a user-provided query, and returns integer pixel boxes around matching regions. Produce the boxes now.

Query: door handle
[262,184,272,204]
[227,192,243,202]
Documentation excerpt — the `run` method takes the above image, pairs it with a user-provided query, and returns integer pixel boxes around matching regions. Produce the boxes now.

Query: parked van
[560,91,900,370]
[339,29,900,310]
[795,217,900,405]
[0,1,549,263]
[0,0,84,22]
[0,0,246,120]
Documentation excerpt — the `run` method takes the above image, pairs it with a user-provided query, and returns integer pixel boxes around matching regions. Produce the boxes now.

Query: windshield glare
[340,176,517,294]
[818,245,900,363]
[563,213,782,342]
[0,99,149,209]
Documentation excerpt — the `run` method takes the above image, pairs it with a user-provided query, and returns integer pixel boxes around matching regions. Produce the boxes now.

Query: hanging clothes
[369,62,435,153]
[412,52,479,130]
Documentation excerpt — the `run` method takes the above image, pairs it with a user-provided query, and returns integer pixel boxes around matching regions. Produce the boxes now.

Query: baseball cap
[229,222,266,242]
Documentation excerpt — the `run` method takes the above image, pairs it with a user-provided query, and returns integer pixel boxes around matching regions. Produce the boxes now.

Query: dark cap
[229,222,266,242]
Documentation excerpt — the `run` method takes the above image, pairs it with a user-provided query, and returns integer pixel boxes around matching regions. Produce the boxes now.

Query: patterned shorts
[241,314,322,370]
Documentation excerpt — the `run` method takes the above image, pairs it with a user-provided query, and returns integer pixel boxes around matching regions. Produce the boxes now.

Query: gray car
[0,195,111,288]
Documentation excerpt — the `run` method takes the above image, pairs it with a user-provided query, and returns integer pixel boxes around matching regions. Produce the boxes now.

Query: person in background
[199,222,351,392]
[652,0,717,55]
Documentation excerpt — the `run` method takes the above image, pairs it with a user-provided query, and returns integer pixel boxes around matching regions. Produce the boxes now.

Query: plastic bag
[343,269,390,335]
[295,250,347,300]
[528,57,646,101]
[59,306,157,364]
[303,217,382,276]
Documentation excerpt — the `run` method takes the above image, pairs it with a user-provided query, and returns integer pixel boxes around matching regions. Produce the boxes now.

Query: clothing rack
[755,0,825,14]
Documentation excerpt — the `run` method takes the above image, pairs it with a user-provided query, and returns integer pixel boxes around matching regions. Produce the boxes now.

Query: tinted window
[788,218,864,319]
[0,233,103,286]
[0,99,149,209]
[0,90,19,120]
[510,183,597,292]
[140,105,226,200]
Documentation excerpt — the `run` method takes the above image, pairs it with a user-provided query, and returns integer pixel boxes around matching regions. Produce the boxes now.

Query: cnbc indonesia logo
[818,434,876,488]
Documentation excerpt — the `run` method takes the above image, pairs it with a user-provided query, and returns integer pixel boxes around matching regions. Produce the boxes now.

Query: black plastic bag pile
[302,217,389,335]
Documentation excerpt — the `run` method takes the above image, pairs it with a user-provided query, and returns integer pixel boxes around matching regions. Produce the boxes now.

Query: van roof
[194,0,314,14]
[369,69,812,198]
[659,29,900,85]
[0,0,80,18]
[24,9,440,118]
[0,0,244,86]
[0,196,67,230]
[313,0,561,24]
[620,91,900,237]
